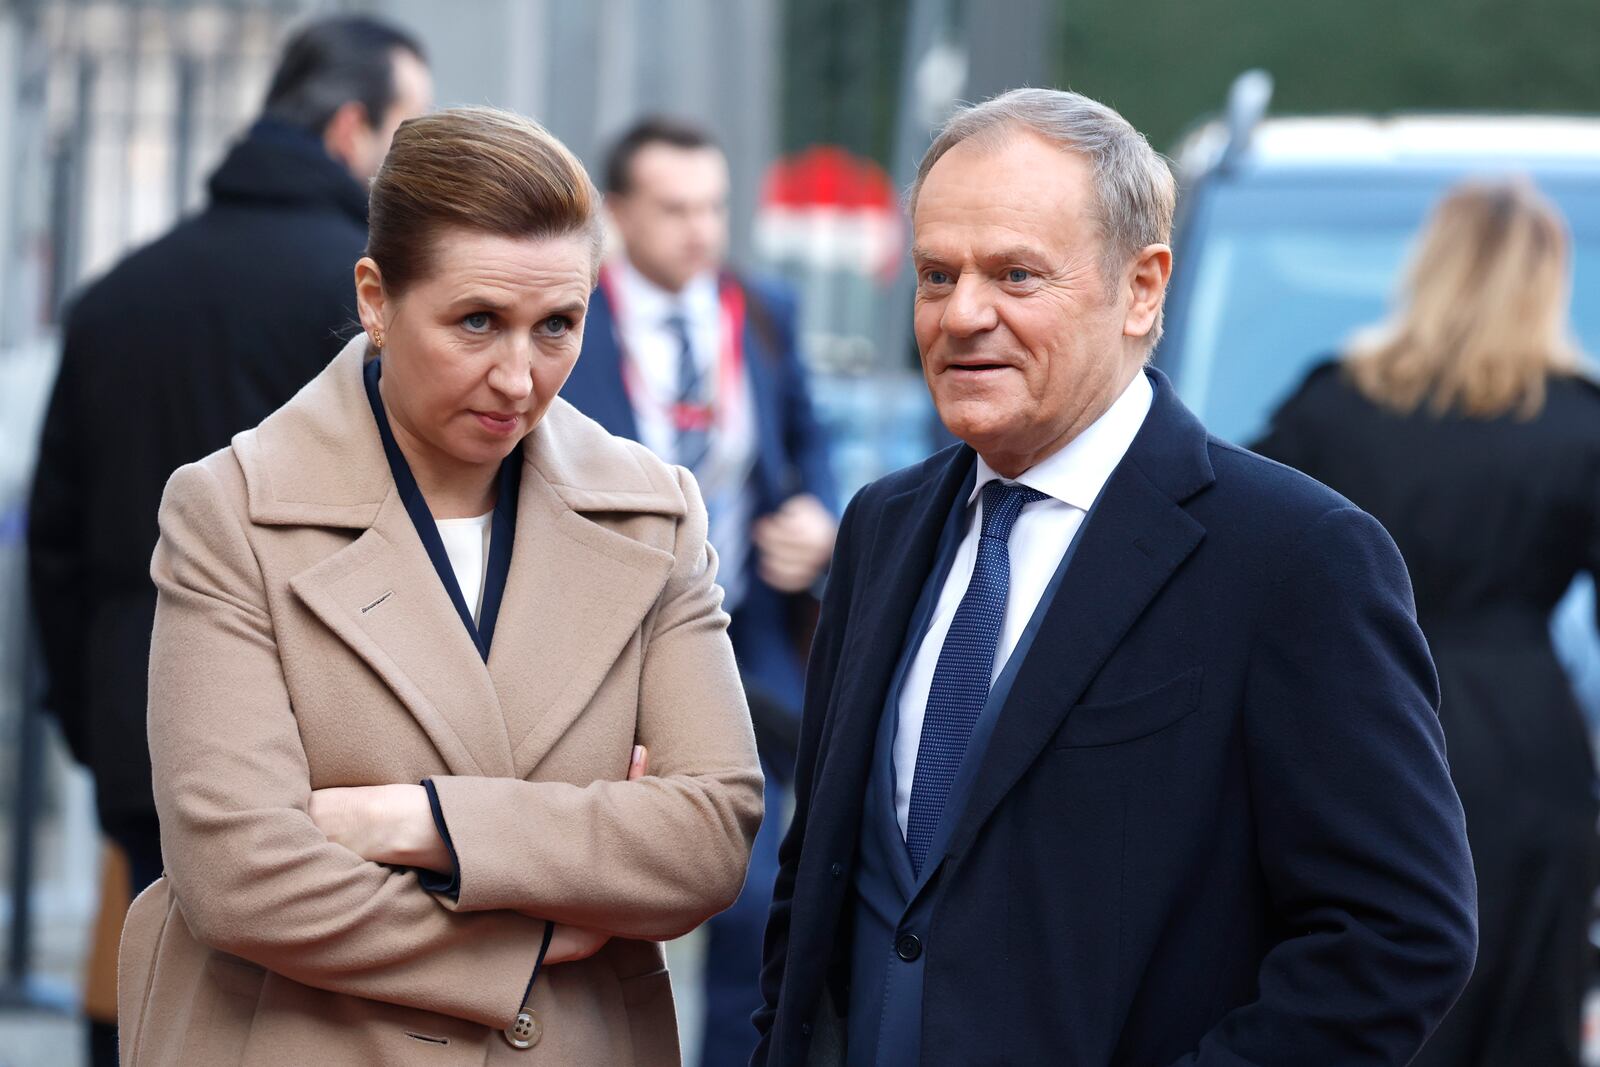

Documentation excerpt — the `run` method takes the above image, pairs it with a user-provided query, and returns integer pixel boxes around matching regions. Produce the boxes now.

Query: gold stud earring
[370,330,384,349]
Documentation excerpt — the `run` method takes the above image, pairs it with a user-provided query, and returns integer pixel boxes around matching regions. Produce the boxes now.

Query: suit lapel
[944,372,1214,865]
[568,286,641,441]
[290,489,516,778]
[740,302,784,504]
[812,448,975,848]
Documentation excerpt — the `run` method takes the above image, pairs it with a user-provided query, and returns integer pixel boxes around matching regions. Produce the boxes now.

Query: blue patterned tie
[905,480,1047,875]
[667,312,710,471]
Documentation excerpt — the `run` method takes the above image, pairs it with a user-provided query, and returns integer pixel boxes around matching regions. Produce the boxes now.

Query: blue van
[1153,72,1600,720]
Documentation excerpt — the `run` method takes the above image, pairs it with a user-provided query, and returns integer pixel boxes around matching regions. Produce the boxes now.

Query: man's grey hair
[909,88,1177,344]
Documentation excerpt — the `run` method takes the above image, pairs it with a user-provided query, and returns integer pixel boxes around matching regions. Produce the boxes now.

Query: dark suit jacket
[27,119,368,836]
[563,274,837,753]
[754,368,1477,1066]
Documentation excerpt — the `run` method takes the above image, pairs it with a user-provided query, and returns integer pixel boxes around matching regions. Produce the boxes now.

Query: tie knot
[979,480,1047,542]
[665,311,690,337]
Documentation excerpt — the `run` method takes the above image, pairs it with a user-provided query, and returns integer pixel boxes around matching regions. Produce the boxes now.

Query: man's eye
[539,315,572,337]
[462,312,492,333]
[924,270,951,286]
[1007,268,1032,283]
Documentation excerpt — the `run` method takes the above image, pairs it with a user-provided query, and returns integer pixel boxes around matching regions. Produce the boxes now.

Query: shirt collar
[611,255,719,328]
[968,368,1154,512]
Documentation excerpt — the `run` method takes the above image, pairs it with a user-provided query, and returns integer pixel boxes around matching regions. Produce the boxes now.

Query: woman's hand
[543,923,613,964]
[308,783,452,872]
[536,744,650,965]
[307,746,650,873]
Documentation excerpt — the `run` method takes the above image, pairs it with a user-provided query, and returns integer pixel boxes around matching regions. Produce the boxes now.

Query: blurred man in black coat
[27,15,431,896]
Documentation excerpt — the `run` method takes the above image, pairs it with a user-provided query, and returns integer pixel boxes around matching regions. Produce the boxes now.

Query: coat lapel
[487,471,676,775]
[943,371,1215,865]
[239,337,519,777]
[289,491,516,778]
[241,336,687,781]
[490,400,686,775]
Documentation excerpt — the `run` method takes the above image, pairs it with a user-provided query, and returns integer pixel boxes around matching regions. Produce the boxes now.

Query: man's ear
[322,100,372,173]
[603,190,632,233]
[1122,243,1173,342]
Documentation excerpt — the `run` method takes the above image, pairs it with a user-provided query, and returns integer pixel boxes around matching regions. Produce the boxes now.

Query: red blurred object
[756,146,903,280]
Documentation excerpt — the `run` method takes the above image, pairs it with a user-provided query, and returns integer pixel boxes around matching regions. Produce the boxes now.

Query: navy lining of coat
[362,355,520,660]
[363,355,521,901]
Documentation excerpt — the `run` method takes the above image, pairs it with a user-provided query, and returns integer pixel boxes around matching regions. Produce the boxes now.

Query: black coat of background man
[27,15,432,900]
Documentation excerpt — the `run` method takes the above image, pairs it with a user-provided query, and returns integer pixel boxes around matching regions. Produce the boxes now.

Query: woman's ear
[353,257,389,340]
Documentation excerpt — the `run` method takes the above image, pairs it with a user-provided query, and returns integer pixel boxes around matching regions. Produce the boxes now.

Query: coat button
[894,933,922,962]
[830,862,843,878]
[801,1021,814,1037]
[504,1009,541,1049]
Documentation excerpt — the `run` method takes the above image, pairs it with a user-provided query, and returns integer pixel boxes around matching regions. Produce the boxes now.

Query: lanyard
[598,264,747,437]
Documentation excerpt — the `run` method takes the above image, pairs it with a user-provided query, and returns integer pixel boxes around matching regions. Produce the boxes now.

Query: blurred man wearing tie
[562,116,837,1067]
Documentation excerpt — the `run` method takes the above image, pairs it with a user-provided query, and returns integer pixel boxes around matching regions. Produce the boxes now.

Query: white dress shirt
[609,256,759,608]
[892,370,1154,836]
[610,257,722,461]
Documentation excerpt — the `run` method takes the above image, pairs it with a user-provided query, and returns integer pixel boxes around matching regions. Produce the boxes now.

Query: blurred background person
[560,115,837,1067]
[1254,178,1600,1067]
[23,15,428,1063]
[29,12,428,892]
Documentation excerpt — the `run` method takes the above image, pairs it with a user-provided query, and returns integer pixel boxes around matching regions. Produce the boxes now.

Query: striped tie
[905,480,1047,875]
[667,312,710,472]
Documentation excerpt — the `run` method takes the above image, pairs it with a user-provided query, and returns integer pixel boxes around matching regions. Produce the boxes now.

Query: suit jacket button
[801,1022,814,1037]
[504,1009,541,1049]
[830,862,843,878]
[895,933,922,962]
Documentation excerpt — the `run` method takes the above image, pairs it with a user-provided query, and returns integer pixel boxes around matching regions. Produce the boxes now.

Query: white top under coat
[435,511,493,622]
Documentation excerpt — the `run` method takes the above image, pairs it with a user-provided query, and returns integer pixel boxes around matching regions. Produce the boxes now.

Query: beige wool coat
[118,337,764,1066]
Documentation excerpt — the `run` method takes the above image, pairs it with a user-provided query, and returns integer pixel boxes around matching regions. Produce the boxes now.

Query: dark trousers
[1410,644,1600,1067]
[98,818,161,1067]
[89,1019,117,1067]
[109,817,163,894]
[700,767,783,1067]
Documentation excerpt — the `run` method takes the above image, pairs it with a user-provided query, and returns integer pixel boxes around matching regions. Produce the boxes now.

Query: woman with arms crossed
[118,107,763,1065]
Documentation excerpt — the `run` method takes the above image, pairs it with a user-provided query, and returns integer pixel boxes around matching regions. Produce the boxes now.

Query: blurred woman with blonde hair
[1256,177,1600,1067]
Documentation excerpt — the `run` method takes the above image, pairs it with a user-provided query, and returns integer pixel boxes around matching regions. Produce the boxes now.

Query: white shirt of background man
[611,256,722,461]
